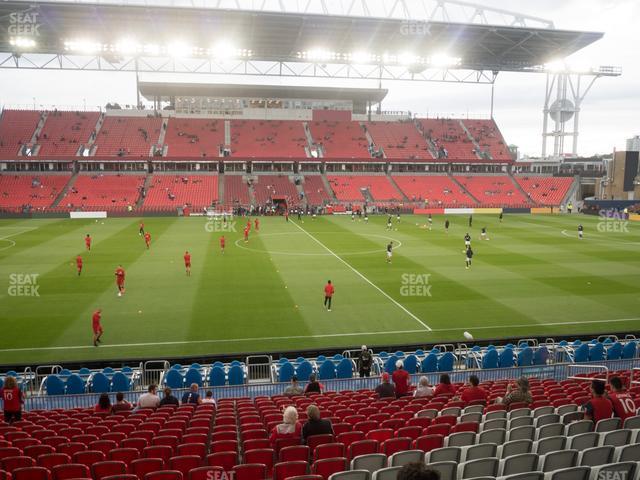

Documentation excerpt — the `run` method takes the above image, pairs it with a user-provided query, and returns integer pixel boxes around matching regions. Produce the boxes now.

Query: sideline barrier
[70,211,107,219]
[531,207,555,214]
[25,357,640,411]
[629,213,640,222]
[413,208,445,215]
[502,207,530,214]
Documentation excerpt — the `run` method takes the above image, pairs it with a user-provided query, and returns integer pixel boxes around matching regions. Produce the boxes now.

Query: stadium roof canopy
[0,0,603,78]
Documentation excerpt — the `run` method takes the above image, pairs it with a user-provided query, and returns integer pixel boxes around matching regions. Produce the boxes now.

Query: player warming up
[144,232,151,249]
[139,221,145,236]
[386,241,393,264]
[324,280,334,312]
[76,255,83,276]
[480,227,489,240]
[464,233,471,251]
[85,234,92,251]
[115,265,126,296]
[469,215,473,227]
[220,235,226,254]
[243,225,249,243]
[255,218,259,231]
[92,309,103,346]
[184,251,191,276]
[578,224,583,239]
[386,216,393,230]
[445,219,450,233]
[428,214,433,230]
[465,246,474,269]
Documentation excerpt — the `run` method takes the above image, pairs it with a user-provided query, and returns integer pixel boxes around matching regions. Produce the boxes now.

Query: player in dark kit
[324,280,334,312]
[386,216,392,230]
[85,234,92,251]
[76,255,83,276]
[428,214,433,230]
[464,233,471,250]
[499,212,503,223]
[445,219,450,233]
[139,222,145,236]
[578,224,583,239]
[386,242,393,263]
[465,246,474,269]
[469,215,473,227]
[92,309,103,346]
[184,251,191,276]
[480,227,489,240]
[115,265,126,296]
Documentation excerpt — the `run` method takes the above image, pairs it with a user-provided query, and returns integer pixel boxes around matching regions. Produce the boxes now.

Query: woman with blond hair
[269,406,302,447]
[0,376,24,423]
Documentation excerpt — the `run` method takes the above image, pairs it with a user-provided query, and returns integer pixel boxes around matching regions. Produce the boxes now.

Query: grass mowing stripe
[291,218,432,332]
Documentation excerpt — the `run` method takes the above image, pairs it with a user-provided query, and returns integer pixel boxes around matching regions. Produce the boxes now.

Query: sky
[0,0,637,158]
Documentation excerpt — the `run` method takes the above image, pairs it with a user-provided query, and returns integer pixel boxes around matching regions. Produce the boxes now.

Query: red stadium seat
[273,460,308,480]
[24,445,55,460]
[413,434,444,453]
[109,448,140,464]
[311,457,348,480]
[72,450,106,469]
[144,471,183,480]
[131,458,165,479]
[13,466,50,480]
[143,446,173,466]
[206,452,236,472]
[306,435,334,452]
[232,464,266,480]
[91,461,127,480]
[51,463,90,480]
[187,466,224,480]
[347,440,378,460]
[57,443,86,457]
[37,454,70,470]
[2,457,35,473]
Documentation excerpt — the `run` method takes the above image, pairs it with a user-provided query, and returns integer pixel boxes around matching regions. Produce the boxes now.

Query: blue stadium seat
[111,372,131,392]
[534,346,550,365]
[438,352,455,372]
[184,368,203,387]
[384,356,399,374]
[296,361,313,382]
[209,367,226,387]
[171,364,182,370]
[316,355,326,363]
[45,375,65,396]
[59,369,72,377]
[121,366,133,374]
[91,372,111,393]
[622,341,637,359]
[499,348,515,368]
[230,360,242,367]
[190,363,201,370]
[295,357,305,364]
[65,374,85,395]
[421,354,438,373]
[415,349,425,356]
[228,365,244,385]
[164,369,184,389]
[518,347,533,366]
[378,351,389,359]
[482,349,499,369]
[212,361,224,369]
[606,342,622,360]
[574,343,590,363]
[78,368,92,378]
[318,360,336,380]
[332,354,344,361]
[279,358,289,364]
[403,355,418,374]
[102,367,115,375]
[394,351,405,358]
[279,362,295,383]
[589,343,605,362]
[336,358,353,379]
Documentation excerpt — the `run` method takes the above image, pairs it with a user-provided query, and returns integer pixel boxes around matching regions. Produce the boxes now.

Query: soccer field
[0,213,638,365]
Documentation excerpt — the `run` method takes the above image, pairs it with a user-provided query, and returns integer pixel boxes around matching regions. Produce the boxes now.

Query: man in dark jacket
[159,387,179,407]
[375,372,396,398]
[358,345,373,377]
[302,404,334,444]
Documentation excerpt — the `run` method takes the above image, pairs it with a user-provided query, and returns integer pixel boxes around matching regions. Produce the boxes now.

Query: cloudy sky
[1,0,637,157]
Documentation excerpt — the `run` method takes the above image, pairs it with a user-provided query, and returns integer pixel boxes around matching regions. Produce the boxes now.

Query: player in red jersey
[244,226,249,243]
[0,376,24,423]
[255,218,259,231]
[139,222,145,236]
[85,234,92,251]
[184,251,191,276]
[220,235,226,254]
[608,376,637,424]
[324,280,334,312]
[144,232,151,249]
[246,220,251,231]
[92,309,103,346]
[115,265,126,296]
[76,255,83,276]
[284,210,289,222]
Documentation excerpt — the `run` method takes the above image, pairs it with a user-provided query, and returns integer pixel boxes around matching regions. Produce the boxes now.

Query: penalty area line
[290,219,432,332]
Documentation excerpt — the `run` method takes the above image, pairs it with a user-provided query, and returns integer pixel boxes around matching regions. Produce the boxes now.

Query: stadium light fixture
[64,39,102,54]
[349,51,375,65]
[143,44,161,56]
[209,41,238,60]
[302,48,337,62]
[429,53,462,67]
[167,41,194,58]
[10,37,36,49]
[544,59,567,73]
[398,52,421,66]
[114,37,141,55]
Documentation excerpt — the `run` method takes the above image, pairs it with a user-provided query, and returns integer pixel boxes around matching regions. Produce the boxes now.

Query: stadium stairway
[136,174,154,209]
[458,120,487,160]
[362,125,377,157]
[50,172,79,208]
[321,174,338,203]
[86,113,105,151]
[448,173,480,204]
[414,119,440,159]
[30,112,47,149]
[386,174,408,202]
[294,180,307,208]
[218,175,225,205]
[562,176,581,207]
[157,118,169,149]
[247,179,257,206]
[302,122,315,155]
[508,174,535,205]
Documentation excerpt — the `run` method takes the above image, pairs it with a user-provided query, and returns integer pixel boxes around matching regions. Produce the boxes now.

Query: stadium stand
[0,174,70,210]
[418,119,478,161]
[308,121,370,158]
[364,121,432,160]
[392,175,476,206]
[94,116,162,157]
[164,119,224,158]
[462,119,513,161]
[0,110,41,158]
[230,120,307,157]
[143,175,218,211]
[303,176,332,206]
[253,176,300,206]
[326,176,402,202]
[60,174,145,210]
[454,175,529,206]
[37,111,100,157]
[223,175,251,206]
[514,176,574,206]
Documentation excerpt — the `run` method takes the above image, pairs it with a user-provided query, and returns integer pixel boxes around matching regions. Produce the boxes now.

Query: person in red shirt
[144,232,151,249]
[85,234,92,251]
[92,309,103,346]
[392,360,411,398]
[459,375,488,404]
[243,226,249,243]
[324,280,334,312]
[220,235,226,254]
[0,376,24,423]
[184,251,191,276]
[76,255,83,276]
[608,376,637,425]
[434,373,457,397]
[139,222,145,236]
[246,220,251,232]
[115,265,126,296]
[583,379,613,424]
[255,218,259,231]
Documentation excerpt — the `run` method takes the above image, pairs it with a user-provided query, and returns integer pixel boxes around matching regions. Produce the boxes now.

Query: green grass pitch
[0,213,638,365]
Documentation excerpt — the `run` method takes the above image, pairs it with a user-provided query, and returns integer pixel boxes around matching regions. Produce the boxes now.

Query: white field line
[290,219,432,332]
[0,317,638,353]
